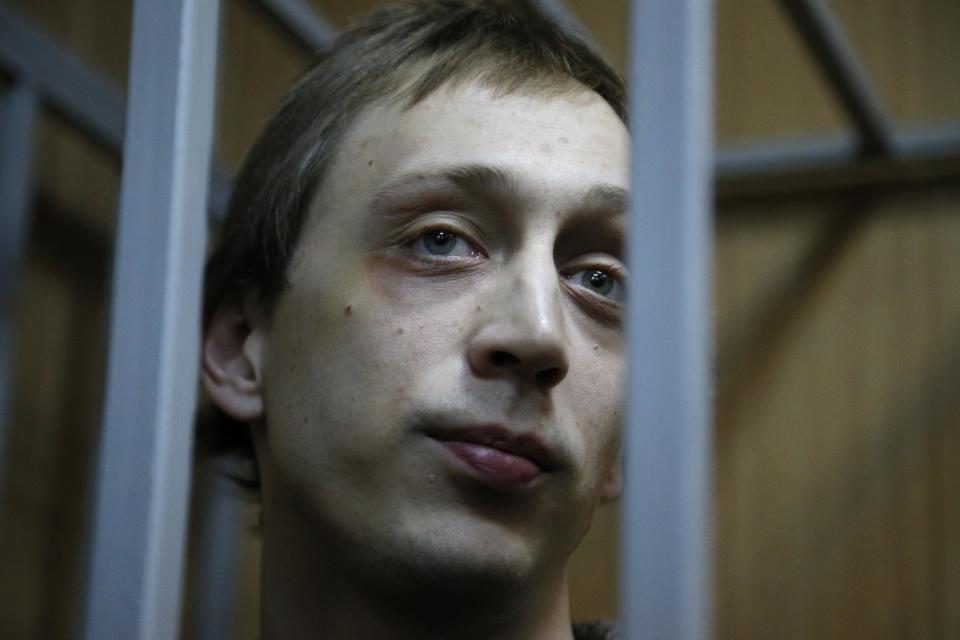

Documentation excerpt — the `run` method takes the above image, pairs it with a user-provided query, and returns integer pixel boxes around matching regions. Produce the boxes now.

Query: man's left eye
[414,229,480,258]
[570,268,624,302]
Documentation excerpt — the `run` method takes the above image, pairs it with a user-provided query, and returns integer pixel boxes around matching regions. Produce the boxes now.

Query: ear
[202,296,266,422]
[599,458,622,503]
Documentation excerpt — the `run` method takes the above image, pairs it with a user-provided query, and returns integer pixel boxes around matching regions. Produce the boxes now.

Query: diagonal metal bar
[778,0,896,156]
[250,0,338,51]
[82,0,220,636]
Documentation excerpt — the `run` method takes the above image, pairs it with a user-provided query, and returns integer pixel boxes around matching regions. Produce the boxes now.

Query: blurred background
[0,0,958,638]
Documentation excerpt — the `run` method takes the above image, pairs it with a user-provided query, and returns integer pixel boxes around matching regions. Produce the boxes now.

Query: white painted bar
[620,0,714,638]
[82,0,220,637]
[0,81,38,496]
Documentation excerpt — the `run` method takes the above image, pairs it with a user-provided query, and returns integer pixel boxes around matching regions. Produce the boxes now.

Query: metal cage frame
[2,0,959,637]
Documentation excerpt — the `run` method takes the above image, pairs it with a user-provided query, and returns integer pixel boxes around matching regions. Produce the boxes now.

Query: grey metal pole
[82,0,220,637]
[620,0,714,638]
[0,81,38,498]
[185,469,245,640]
[253,0,337,50]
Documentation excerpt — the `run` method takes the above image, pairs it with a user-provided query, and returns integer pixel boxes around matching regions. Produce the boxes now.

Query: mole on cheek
[344,304,353,315]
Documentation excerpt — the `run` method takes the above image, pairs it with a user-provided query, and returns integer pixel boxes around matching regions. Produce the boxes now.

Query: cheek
[263,267,465,431]
[566,352,624,468]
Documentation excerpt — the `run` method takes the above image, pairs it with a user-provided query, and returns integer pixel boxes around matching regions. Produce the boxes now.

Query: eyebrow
[367,162,628,217]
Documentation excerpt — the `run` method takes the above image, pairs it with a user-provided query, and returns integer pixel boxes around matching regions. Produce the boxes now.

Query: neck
[258,495,575,640]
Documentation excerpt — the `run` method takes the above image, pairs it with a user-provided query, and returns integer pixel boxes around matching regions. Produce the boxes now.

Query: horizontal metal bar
[250,0,337,52]
[778,0,896,156]
[716,126,960,204]
[82,0,220,636]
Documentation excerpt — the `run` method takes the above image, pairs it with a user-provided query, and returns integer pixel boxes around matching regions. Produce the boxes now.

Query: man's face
[251,81,629,584]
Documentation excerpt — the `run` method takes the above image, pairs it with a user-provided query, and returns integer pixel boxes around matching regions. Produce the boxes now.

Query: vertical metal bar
[0,81,38,495]
[620,0,714,638]
[186,471,244,640]
[82,0,220,637]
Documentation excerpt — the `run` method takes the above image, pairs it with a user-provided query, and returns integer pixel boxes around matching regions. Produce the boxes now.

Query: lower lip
[438,441,541,486]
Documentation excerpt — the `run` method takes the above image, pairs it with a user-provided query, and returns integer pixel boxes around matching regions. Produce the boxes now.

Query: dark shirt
[572,620,621,640]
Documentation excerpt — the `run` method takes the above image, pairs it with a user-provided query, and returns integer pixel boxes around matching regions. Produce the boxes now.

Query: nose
[467,261,570,391]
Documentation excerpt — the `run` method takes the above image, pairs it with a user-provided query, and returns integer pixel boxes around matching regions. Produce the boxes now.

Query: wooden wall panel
[0,194,111,638]
[215,0,312,171]
[714,195,960,638]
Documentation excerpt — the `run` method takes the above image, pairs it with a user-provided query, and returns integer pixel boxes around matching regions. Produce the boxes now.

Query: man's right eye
[412,228,482,259]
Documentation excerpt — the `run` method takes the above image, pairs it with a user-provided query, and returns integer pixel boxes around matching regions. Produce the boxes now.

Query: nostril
[536,367,564,388]
[491,351,522,367]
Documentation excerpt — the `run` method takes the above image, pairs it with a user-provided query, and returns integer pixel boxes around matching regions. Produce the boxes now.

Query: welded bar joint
[621,0,714,638]
[778,0,896,156]
[0,3,125,153]
[82,0,220,638]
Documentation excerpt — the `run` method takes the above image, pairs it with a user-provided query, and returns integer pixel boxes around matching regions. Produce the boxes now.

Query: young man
[200,1,628,638]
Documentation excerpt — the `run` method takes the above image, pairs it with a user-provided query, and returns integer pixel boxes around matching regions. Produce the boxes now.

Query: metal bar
[184,470,245,640]
[716,127,960,204]
[621,0,714,638]
[718,148,960,205]
[0,81,39,498]
[0,3,125,153]
[82,0,220,637]
[251,0,338,51]
[778,0,896,156]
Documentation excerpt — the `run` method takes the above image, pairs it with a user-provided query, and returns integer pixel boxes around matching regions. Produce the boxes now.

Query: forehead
[319,82,630,215]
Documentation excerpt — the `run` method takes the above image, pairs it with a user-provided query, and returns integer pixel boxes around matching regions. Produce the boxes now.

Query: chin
[363,514,555,598]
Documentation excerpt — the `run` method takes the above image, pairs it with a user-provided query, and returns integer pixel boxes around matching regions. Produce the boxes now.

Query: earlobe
[599,459,622,504]
[202,297,266,422]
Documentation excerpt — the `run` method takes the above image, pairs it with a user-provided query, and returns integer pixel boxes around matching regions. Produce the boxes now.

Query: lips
[424,424,558,488]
